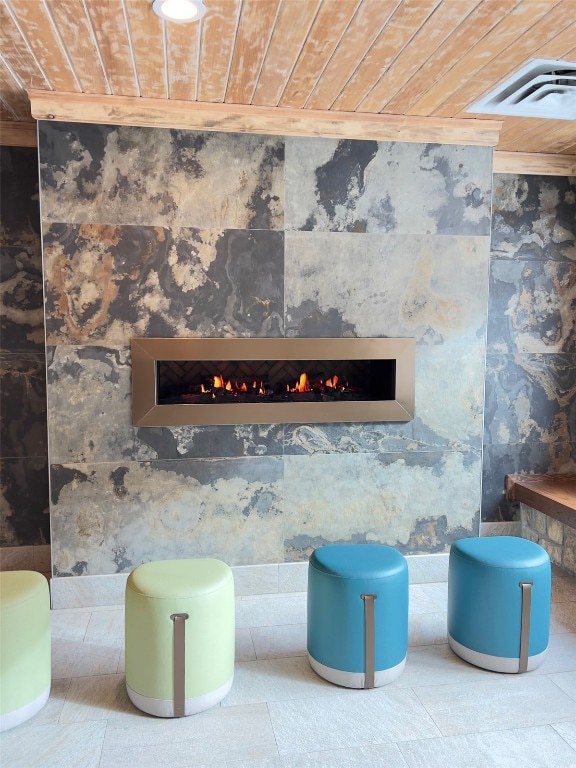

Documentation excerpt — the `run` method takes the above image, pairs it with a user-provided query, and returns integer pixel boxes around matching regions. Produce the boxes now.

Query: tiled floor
[2,569,576,768]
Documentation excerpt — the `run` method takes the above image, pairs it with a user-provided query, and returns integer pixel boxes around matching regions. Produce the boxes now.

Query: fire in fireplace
[131,338,415,426]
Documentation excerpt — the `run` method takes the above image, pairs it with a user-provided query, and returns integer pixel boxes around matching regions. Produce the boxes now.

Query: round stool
[125,558,234,717]
[448,536,551,673]
[0,571,51,732]
[307,544,408,688]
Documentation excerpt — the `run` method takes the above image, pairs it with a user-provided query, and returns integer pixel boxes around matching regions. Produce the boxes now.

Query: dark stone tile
[491,175,576,261]
[39,123,284,230]
[484,353,576,446]
[0,146,41,247]
[1,245,45,351]
[487,259,576,354]
[0,457,49,545]
[136,424,284,459]
[43,225,284,344]
[0,352,47,458]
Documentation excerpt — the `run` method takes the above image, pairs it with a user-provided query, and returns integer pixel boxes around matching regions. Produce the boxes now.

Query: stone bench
[505,473,576,577]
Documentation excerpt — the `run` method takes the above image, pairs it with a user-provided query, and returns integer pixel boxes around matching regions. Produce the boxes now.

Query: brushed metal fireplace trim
[131,337,415,427]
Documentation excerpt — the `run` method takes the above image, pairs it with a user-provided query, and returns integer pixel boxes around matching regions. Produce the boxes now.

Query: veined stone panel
[285,139,492,236]
[50,457,284,575]
[40,124,284,230]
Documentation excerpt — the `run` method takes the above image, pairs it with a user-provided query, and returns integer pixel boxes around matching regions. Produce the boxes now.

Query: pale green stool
[0,571,51,731]
[125,558,234,718]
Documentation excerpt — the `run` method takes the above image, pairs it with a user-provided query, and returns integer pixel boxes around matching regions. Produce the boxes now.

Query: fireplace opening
[131,338,415,426]
[157,359,396,405]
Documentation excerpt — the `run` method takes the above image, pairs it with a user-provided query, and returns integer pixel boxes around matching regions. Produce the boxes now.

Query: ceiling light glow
[152,0,206,23]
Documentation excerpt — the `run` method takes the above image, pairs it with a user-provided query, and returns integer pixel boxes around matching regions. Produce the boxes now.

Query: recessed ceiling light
[152,0,206,23]
[468,59,576,120]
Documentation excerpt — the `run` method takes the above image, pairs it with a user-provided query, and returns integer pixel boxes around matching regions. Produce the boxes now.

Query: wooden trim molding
[494,151,576,176]
[0,121,37,147]
[28,90,502,147]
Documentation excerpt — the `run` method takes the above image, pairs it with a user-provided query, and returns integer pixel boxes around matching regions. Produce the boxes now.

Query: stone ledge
[505,474,576,530]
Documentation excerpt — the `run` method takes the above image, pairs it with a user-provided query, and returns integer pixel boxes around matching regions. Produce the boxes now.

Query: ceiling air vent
[468,59,576,120]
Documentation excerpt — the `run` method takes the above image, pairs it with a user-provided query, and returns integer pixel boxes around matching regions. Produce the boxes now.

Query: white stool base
[448,635,547,673]
[0,686,50,732]
[308,653,405,688]
[126,676,233,718]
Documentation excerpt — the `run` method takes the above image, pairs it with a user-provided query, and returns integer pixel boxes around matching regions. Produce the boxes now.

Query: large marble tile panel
[0,352,47,458]
[398,725,576,768]
[233,564,279,596]
[0,457,49,546]
[491,175,576,262]
[413,675,576,736]
[267,687,440,754]
[227,742,409,768]
[487,259,576,354]
[235,593,307,629]
[0,146,41,248]
[484,353,576,445]
[101,703,278,765]
[285,139,491,236]
[50,456,284,575]
[284,232,489,344]
[40,123,284,230]
[0,720,107,768]
[283,451,480,559]
[1,246,45,351]
[43,224,284,344]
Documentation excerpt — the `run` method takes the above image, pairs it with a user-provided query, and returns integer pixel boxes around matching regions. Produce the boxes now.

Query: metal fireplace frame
[131,337,415,427]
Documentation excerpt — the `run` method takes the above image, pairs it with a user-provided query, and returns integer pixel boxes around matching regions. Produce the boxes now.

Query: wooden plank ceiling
[0,0,575,162]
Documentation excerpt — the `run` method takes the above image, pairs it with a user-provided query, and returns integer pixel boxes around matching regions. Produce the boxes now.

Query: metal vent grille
[468,59,576,120]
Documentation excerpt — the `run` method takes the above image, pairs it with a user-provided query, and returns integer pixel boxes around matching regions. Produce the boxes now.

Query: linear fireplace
[131,338,415,426]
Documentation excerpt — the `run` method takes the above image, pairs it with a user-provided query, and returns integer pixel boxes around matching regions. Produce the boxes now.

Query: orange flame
[294,373,310,393]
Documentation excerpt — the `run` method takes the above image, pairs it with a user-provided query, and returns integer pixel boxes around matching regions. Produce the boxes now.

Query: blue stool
[307,544,408,688]
[448,536,551,673]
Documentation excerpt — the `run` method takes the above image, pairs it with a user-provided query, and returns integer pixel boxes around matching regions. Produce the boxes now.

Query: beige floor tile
[51,611,91,642]
[59,673,140,724]
[251,624,307,660]
[268,687,440,755]
[552,720,576,751]
[551,603,576,634]
[236,594,307,629]
[236,627,257,662]
[52,639,121,679]
[100,703,278,767]
[548,671,576,701]
[398,725,576,767]
[536,633,576,674]
[414,675,576,736]
[227,741,409,767]
[0,721,106,768]
[408,611,447,646]
[84,607,124,642]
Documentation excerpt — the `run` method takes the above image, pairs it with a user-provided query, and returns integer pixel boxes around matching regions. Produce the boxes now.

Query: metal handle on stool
[361,594,377,689]
[518,582,532,673]
[170,612,189,716]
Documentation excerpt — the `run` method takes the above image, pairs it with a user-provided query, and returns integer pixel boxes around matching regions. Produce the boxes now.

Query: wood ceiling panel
[225,0,281,104]
[517,121,576,155]
[165,19,201,101]
[305,0,400,111]
[382,0,519,115]
[197,0,242,103]
[5,0,79,92]
[0,1,50,90]
[359,0,481,113]
[47,0,109,94]
[124,0,167,99]
[439,1,576,119]
[85,0,139,96]
[332,0,443,112]
[0,58,32,119]
[252,0,321,107]
[279,0,362,109]
[408,0,558,117]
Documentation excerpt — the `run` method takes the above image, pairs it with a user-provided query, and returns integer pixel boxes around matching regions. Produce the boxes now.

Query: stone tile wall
[0,146,49,550]
[482,175,576,522]
[39,123,493,576]
[521,503,576,576]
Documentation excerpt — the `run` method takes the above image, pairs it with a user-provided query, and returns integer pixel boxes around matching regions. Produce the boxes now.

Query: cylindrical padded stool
[0,571,51,732]
[307,544,408,688]
[448,536,551,673]
[125,558,234,717]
